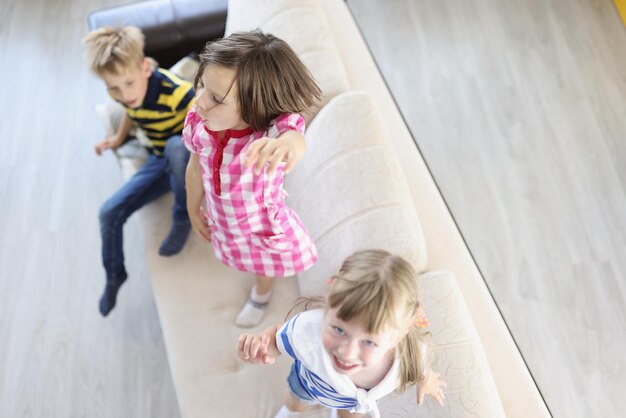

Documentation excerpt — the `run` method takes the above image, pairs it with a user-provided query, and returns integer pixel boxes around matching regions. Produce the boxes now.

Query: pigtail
[397,327,433,392]
[285,296,324,321]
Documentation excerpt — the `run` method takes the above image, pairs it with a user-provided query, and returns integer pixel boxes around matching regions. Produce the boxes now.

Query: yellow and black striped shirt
[124,68,195,156]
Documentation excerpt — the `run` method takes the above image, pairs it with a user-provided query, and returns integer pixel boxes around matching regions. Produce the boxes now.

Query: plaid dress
[182,107,317,277]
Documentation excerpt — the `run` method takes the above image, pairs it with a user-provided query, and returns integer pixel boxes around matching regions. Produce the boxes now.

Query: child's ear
[141,58,153,76]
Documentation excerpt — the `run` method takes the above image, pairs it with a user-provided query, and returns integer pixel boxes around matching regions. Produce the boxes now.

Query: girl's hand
[237,333,276,365]
[189,204,211,242]
[244,135,304,176]
[416,371,446,406]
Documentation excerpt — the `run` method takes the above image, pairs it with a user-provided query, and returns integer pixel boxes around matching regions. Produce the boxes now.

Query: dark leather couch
[88,0,228,68]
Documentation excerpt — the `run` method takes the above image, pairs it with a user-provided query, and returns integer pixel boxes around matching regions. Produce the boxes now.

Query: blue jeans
[99,136,190,285]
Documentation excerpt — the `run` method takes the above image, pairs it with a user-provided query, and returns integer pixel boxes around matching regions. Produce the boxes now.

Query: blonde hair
[326,249,432,392]
[82,26,145,76]
[195,30,322,131]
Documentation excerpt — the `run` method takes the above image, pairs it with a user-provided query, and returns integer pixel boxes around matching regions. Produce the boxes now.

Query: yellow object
[615,0,626,26]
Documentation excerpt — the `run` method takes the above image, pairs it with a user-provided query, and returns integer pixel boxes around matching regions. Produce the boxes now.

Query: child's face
[322,307,405,378]
[195,65,248,131]
[100,60,151,109]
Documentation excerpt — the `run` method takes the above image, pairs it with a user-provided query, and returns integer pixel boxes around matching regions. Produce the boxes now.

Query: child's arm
[185,153,211,242]
[244,130,306,175]
[237,325,282,365]
[95,113,133,156]
[416,370,447,406]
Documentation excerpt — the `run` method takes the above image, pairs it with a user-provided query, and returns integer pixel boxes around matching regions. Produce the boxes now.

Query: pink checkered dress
[182,107,317,277]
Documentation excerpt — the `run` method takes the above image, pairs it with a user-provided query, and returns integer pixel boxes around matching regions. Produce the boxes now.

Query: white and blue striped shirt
[276,310,401,418]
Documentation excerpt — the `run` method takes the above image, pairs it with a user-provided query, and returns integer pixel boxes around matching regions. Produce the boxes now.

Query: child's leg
[336,409,364,418]
[255,275,274,295]
[284,389,311,412]
[159,135,191,256]
[98,155,170,316]
[274,390,313,418]
[235,275,274,327]
[275,364,319,417]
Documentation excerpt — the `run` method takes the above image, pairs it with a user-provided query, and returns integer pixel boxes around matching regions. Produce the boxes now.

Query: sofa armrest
[87,0,228,67]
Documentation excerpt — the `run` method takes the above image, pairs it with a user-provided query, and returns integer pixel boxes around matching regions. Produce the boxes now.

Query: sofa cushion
[285,91,428,296]
[138,199,307,417]
[378,270,506,417]
[225,0,350,122]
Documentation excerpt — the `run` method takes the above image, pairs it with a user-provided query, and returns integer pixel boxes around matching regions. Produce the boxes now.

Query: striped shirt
[123,68,195,156]
[276,310,401,418]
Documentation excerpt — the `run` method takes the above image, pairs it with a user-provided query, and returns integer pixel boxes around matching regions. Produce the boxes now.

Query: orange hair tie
[414,307,430,328]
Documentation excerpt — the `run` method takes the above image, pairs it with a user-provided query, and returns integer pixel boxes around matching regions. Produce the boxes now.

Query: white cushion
[225,0,350,122]
[168,55,200,81]
[286,91,428,296]
[138,196,320,418]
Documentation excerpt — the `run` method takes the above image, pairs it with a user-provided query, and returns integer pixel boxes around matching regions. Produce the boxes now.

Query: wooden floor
[347,1,626,417]
[0,0,180,417]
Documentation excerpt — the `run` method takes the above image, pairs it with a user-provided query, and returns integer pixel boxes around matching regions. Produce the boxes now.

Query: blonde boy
[83,26,194,316]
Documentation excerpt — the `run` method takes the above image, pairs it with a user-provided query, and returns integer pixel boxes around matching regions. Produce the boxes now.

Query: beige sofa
[97,0,551,417]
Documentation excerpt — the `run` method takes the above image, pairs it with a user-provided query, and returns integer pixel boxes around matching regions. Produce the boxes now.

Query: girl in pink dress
[183,31,321,327]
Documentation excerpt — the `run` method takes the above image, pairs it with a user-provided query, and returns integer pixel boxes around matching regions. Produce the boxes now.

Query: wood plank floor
[0,0,181,416]
[347,1,626,417]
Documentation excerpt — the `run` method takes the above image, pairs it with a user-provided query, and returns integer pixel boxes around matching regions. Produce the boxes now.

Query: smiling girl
[238,249,446,418]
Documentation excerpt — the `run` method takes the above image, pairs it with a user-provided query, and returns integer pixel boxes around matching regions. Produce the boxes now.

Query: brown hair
[326,249,433,392]
[82,26,145,76]
[195,30,322,131]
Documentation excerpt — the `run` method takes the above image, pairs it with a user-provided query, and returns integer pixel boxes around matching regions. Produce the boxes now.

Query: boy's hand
[244,136,304,176]
[416,371,446,406]
[237,333,276,365]
[95,135,123,156]
[188,204,211,242]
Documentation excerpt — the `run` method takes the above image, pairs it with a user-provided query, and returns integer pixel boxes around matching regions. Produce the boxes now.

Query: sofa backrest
[225,0,350,122]
[285,91,428,296]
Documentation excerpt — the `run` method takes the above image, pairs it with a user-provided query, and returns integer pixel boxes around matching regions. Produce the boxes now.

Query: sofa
[91,0,552,417]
